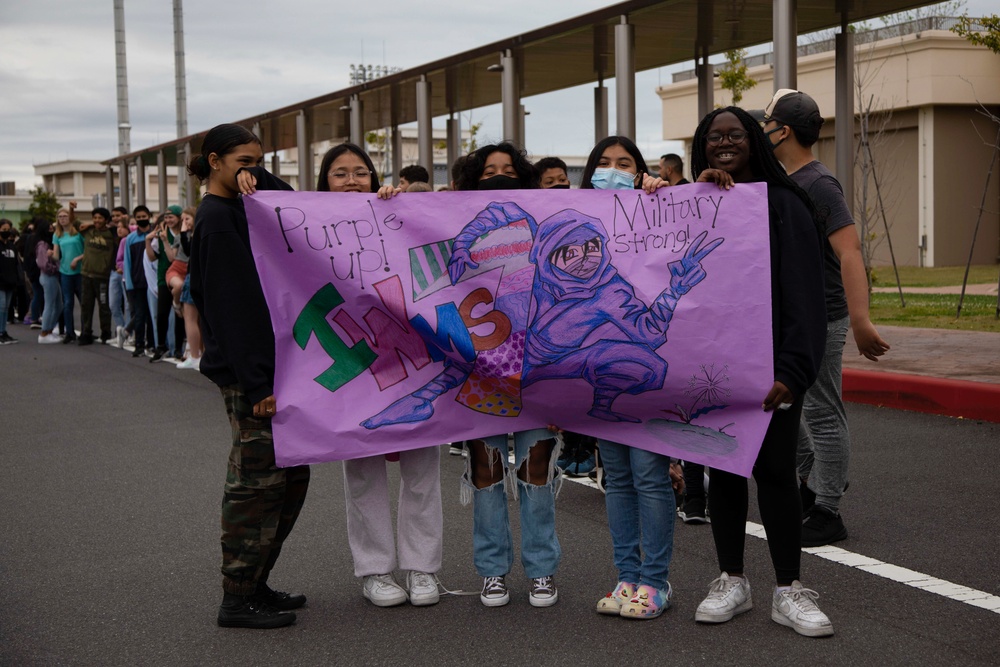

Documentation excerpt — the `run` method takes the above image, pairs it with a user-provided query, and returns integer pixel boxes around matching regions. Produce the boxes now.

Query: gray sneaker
[362,574,407,607]
[406,571,440,606]
[695,573,753,623]
[771,581,834,637]
[480,576,510,607]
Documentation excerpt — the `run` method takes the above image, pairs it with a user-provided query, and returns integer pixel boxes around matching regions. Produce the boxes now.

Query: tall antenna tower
[173,0,188,138]
[113,0,131,154]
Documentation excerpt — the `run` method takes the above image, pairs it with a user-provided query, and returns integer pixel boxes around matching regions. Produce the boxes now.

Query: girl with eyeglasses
[690,107,833,637]
[313,142,446,610]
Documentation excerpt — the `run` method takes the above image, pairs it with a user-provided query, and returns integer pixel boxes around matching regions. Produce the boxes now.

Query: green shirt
[81,227,116,278]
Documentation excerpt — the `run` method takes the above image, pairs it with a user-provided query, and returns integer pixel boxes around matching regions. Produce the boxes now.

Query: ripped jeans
[462,428,562,579]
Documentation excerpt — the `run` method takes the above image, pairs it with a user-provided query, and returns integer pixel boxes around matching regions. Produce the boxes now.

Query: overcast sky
[0,0,989,188]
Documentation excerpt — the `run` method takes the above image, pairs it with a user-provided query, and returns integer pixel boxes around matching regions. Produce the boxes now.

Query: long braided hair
[691,106,818,224]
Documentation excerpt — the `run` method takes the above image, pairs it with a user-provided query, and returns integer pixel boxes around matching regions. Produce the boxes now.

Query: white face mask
[590,167,636,190]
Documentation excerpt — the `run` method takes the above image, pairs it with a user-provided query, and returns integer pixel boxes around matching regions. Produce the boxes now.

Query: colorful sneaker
[406,571,440,606]
[695,573,753,623]
[528,575,558,607]
[620,583,672,619]
[480,576,510,607]
[771,581,834,637]
[361,573,407,607]
[596,581,637,615]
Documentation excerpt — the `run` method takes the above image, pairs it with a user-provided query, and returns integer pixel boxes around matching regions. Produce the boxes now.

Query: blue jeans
[597,439,675,590]
[796,315,850,512]
[40,273,62,332]
[109,270,126,331]
[29,275,44,322]
[60,272,82,336]
[465,428,561,579]
[0,289,11,335]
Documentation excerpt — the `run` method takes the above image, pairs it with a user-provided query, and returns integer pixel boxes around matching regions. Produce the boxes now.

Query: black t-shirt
[789,161,853,321]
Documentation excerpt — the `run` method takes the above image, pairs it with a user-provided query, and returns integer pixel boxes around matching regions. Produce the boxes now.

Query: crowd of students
[1,200,204,369]
[3,88,889,641]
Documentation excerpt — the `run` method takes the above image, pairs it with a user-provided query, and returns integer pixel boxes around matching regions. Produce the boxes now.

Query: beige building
[33,159,183,214]
[657,26,1000,268]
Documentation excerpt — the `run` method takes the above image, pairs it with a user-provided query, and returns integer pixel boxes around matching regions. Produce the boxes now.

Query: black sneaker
[62,334,77,344]
[149,348,165,363]
[78,334,95,346]
[0,332,17,345]
[217,593,296,629]
[801,505,848,547]
[131,347,145,358]
[680,495,710,524]
[254,583,306,611]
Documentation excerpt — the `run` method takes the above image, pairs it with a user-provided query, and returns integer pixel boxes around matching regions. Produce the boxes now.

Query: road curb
[843,368,1000,423]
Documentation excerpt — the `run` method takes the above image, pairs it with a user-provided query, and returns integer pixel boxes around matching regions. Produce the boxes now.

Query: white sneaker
[771,581,834,637]
[175,356,201,370]
[115,325,126,349]
[695,573,753,623]
[406,571,440,606]
[38,333,62,345]
[362,574,407,607]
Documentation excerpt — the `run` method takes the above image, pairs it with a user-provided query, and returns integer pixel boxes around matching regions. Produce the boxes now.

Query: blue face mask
[590,167,636,190]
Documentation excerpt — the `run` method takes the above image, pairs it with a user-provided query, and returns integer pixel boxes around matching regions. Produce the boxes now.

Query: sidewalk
[841,324,1000,422]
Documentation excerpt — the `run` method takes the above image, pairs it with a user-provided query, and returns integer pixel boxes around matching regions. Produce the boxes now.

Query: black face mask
[0,231,11,240]
[478,175,522,191]
[548,184,571,190]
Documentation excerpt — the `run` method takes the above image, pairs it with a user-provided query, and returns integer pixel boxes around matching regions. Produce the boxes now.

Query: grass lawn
[871,264,999,288]
[870,293,1000,333]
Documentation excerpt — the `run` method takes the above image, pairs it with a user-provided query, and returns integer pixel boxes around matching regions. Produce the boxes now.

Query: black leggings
[708,398,803,585]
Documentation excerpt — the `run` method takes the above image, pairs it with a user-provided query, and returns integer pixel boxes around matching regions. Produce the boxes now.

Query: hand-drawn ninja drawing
[361,201,722,428]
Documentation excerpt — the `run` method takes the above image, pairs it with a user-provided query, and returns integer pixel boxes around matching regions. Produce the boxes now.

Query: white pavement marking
[560,472,1000,615]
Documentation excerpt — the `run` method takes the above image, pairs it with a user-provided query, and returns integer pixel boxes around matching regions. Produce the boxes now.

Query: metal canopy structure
[105,0,937,198]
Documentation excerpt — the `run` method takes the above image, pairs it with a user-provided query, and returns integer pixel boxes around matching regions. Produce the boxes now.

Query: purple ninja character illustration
[361,202,721,428]
[507,209,721,422]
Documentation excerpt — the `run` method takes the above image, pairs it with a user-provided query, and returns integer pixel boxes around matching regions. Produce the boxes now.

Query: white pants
[342,446,443,577]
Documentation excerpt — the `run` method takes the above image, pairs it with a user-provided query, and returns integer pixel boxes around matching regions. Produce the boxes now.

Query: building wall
[932,105,1000,266]
[657,29,1000,267]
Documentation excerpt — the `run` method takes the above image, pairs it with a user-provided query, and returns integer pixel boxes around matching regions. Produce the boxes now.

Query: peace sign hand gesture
[667,231,724,295]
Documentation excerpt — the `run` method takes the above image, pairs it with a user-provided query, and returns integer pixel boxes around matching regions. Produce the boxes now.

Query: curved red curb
[842,369,1000,423]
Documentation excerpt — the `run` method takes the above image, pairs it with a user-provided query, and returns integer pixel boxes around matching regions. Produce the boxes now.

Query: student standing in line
[0,219,21,344]
[577,136,688,621]
[690,107,833,638]
[51,203,84,343]
[35,220,63,343]
[76,207,116,345]
[306,143,446,609]
[752,89,890,547]
[188,123,310,629]
[452,142,562,609]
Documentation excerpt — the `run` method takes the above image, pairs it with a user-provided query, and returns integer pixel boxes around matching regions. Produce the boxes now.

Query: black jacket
[189,167,292,405]
[766,184,827,399]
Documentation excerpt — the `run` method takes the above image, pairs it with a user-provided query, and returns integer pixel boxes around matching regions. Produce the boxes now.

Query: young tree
[27,186,60,224]
[717,49,757,106]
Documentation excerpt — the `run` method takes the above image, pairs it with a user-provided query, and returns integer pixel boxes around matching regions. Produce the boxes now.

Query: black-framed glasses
[705,130,748,146]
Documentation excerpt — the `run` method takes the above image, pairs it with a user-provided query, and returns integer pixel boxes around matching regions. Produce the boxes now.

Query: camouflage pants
[220,386,310,595]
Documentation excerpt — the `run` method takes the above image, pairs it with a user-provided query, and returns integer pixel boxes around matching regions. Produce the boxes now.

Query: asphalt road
[2,331,998,666]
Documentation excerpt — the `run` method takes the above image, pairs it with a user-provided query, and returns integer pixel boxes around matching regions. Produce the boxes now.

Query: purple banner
[245,184,774,477]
